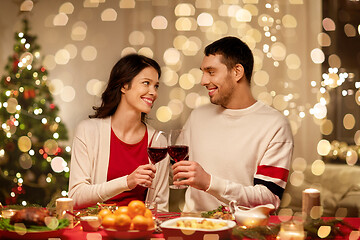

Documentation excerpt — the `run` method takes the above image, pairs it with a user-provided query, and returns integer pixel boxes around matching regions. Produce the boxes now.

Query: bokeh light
[19,153,32,169]
[81,46,97,61]
[44,139,58,155]
[20,0,33,11]
[59,2,74,14]
[71,21,87,41]
[119,0,135,8]
[270,42,286,61]
[55,49,70,65]
[53,13,68,26]
[156,106,172,122]
[101,8,117,21]
[292,157,307,172]
[282,14,297,28]
[311,48,325,64]
[129,31,145,45]
[48,79,64,95]
[60,86,76,102]
[18,136,32,152]
[163,48,181,65]
[323,17,336,31]
[311,159,325,176]
[197,12,213,26]
[152,16,168,29]
[179,73,195,90]
[285,54,301,69]
[343,114,355,130]
[176,17,197,31]
[235,9,252,22]
[344,24,356,37]
[138,47,154,58]
[328,54,341,68]
[175,3,195,16]
[317,140,331,156]
[51,157,67,173]
[64,44,77,59]
[317,32,331,47]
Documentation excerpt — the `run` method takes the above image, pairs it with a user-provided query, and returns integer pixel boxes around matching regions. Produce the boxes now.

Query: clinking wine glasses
[168,129,189,189]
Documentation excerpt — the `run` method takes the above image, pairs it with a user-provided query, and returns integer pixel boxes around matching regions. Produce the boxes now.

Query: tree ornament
[12,54,19,73]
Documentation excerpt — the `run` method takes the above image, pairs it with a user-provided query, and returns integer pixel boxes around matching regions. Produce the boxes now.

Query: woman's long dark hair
[89,54,161,122]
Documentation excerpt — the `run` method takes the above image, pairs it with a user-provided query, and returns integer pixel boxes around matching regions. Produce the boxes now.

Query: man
[172,36,294,212]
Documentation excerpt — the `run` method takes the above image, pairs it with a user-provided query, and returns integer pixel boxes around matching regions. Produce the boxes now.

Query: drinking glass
[142,130,167,189]
[147,130,168,165]
[168,129,189,189]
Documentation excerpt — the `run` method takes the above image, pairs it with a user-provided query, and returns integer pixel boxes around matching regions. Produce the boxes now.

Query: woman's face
[121,67,160,114]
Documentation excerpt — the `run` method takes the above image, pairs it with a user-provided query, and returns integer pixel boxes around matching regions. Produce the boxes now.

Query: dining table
[57,213,360,240]
[1,212,360,240]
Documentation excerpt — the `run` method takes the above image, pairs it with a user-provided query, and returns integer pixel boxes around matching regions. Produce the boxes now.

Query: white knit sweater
[183,101,294,212]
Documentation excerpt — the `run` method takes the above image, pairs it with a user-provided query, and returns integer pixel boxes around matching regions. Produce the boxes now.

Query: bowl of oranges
[98,200,155,239]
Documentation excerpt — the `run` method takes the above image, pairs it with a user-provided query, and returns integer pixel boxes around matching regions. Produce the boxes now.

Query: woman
[68,54,169,211]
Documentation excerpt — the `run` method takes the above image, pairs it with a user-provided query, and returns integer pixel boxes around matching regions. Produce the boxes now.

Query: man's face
[200,54,236,108]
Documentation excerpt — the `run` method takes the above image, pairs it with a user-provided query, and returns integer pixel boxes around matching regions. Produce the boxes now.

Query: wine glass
[147,130,168,165]
[168,129,189,189]
[142,130,167,189]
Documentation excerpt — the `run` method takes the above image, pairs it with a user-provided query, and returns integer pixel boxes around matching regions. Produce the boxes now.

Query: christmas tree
[0,18,71,207]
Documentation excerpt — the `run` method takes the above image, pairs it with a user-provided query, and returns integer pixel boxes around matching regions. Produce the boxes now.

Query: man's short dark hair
[204,36,254,83]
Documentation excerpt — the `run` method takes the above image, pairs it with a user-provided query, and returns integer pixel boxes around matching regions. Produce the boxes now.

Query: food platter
[0,228,65,240]
[104,227,155,239]
[160,217,236,240]
[0,210,69,240]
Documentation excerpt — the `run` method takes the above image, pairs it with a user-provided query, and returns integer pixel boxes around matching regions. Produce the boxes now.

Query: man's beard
[209,89,233,107]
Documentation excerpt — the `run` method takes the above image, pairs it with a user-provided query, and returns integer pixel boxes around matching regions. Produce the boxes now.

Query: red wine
[147,147,167,164]
[168,145,189,163]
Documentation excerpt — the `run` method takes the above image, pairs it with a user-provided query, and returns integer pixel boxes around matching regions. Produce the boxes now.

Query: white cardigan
[68,117,169,211]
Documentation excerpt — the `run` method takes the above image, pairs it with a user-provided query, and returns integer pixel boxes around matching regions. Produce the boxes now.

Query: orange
[127,200,146,219]
[147,217,155,229]
[101,213,116,229]
[131,215,149,231]
[114,214,131,231]
[98,208,113,220]
[114,206,128,216]
[144,209,153,219]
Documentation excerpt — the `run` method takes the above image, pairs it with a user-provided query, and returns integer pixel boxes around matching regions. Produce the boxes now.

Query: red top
[105,128,148,206]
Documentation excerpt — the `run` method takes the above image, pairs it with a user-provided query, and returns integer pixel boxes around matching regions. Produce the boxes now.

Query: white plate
[160,217,236,240]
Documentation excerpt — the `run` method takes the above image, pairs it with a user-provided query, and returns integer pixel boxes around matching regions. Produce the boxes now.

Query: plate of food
[160,217,236,240]
[0,207,69,240]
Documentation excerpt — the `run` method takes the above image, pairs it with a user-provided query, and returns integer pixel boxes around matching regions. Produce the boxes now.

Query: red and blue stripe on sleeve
[254,165,289,199]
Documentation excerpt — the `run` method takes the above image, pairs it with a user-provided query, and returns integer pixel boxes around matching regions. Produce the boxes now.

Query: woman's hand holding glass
[127,164,156,189]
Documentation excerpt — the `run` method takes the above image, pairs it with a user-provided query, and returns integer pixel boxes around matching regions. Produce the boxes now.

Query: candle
[278,222,305,240]
[302,188,321,219]
[56,197,74,228]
